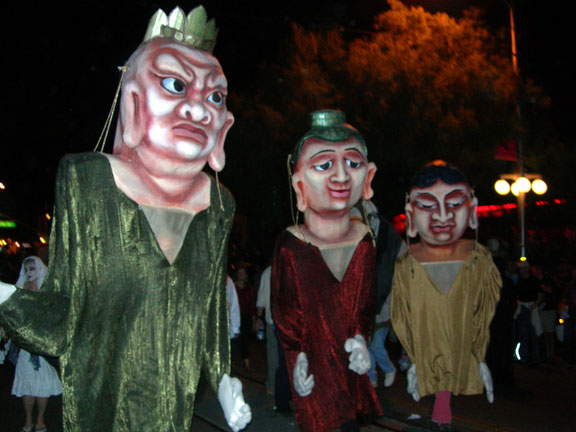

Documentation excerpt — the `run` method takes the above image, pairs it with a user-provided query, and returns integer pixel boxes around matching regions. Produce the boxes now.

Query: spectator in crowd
[514,262,543,365]
[539,278,560,362]
[234,264,256,370]
[256,265,292,414]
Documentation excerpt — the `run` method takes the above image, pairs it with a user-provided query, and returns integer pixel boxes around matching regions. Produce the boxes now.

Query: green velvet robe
[0,153,234,431]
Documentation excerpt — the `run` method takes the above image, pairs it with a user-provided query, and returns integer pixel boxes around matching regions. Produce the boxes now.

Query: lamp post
[494,174,547,261]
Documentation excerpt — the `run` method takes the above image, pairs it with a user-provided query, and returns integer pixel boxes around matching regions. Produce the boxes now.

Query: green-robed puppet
[0,6,251,432]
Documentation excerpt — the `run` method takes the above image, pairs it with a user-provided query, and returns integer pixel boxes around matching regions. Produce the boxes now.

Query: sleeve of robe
[390,253,415,362]
[271,237,303,368]
[471,249,502,363]
[351,240,377,339]
[202,191,235,392]
[0,156,79,357]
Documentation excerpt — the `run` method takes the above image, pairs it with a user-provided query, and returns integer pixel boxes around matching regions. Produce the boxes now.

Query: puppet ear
[362,162,377,200]
[469,195,479,230]
[405,202,418,238]
[121,81,145,148]
[208,113,235,172]
[291,172,308,212]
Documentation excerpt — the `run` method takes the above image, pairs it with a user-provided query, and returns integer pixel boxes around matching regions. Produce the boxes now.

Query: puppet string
[93,65,128,153]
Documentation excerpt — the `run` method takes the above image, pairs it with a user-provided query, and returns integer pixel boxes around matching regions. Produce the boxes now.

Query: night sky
[2,0,573,229]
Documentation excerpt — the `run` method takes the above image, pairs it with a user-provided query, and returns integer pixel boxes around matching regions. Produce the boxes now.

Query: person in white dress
[11,256,62,432]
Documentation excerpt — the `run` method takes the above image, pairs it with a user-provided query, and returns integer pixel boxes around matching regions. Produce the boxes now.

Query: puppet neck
[297,208,366,248]
[103,153,211,214]
[410,238,474,263]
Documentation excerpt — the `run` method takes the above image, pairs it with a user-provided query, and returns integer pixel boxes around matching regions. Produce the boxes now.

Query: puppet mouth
[328,188,351,198]
[173,124,208,143]
[431,224,454,233]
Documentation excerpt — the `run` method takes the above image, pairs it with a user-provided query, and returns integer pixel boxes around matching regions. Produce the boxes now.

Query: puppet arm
[293,352,315,396]
[345,240,376,375]
[218,374,252,431]
[406,364,421,401]
[478,362,494,403]
[390,255,420,401]
[271,236,310,394]
[0,282,16,304]
[0,156,81,356]
[471,249,501,404]
[344,334,371,375]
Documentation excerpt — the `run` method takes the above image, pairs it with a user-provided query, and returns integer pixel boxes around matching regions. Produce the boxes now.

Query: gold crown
[143,6,218,53]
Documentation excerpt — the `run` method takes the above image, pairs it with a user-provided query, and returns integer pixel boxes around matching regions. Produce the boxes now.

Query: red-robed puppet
[390,161,501,427]
[0,6,251,432]
[271,110,382,432]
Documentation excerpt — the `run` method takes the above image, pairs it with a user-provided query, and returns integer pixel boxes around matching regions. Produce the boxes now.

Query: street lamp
[494,173,548,261]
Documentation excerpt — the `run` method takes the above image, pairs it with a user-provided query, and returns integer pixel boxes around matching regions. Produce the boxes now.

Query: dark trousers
[274,330,292,411]
[564,318,576,364]
[515,306,540,363]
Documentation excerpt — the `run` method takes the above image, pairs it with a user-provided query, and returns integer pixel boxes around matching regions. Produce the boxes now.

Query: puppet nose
[332,160,350,183]
[180,102,211,124]
[432,205,453,222]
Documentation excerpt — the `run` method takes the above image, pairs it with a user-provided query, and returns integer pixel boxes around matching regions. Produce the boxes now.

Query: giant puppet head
[290,110,377,218]
[405,161,478,247]
[113,7,234,177]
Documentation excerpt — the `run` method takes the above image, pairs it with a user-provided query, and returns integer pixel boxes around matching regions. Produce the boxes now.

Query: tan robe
[391,243,501,397]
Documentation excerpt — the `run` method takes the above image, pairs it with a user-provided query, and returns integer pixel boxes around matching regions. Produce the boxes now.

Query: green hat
[291,109,367,167]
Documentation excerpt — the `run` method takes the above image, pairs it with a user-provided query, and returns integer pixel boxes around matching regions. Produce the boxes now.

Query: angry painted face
[120,38,234,173]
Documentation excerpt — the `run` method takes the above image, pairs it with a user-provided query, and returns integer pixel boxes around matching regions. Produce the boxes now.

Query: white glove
[478,362,494,403]
[344,334,371,375]
[407,364,420,402]
[218,374,252,432]
[0,281,16,304]
[293,352,315,396]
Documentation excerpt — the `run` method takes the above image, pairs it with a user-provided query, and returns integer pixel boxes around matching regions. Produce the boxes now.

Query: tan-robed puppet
[0,6,251,432]
[391,161,501,427]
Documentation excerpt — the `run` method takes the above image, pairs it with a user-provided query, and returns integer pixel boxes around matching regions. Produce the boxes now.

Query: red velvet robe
[271,230,382,431]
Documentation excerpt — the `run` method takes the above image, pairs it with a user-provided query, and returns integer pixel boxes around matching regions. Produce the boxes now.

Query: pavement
[1,337,575,431]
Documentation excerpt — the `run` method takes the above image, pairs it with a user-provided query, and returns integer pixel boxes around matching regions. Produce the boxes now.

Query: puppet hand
[478,362,494,403]
[0,281,16,304]
[407,364,420,402]
[218,374,252,431]
[344,334,371,375]
[293,352,315,396]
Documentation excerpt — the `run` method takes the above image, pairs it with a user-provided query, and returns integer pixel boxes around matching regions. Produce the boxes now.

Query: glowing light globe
[516,176,531,193]
[531,179,548,195]
[511,181,520,196]
[494,179,511,195]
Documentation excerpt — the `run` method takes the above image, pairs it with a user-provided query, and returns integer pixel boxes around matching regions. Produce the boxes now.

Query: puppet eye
[447,197,466,209]
[161,78,186,94]
[345,159,362,168]
[207,91,224,105]
[416,201,437,210]
[314,161,333,171]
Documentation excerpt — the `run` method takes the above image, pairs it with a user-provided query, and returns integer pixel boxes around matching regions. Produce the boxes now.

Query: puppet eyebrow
[446,189,466,196]
[344,147,364,156]
[414,192,438,200]
[155,53,193,79]
[309,149,335,159]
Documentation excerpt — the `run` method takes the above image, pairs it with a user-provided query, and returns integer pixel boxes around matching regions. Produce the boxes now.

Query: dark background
[1,0,573,255]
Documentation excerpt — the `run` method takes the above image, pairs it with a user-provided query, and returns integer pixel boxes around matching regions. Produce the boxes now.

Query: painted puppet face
[121,39,234,172]
[24,261,38,283]
[406,180,477,246]
[292,137,376,215]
